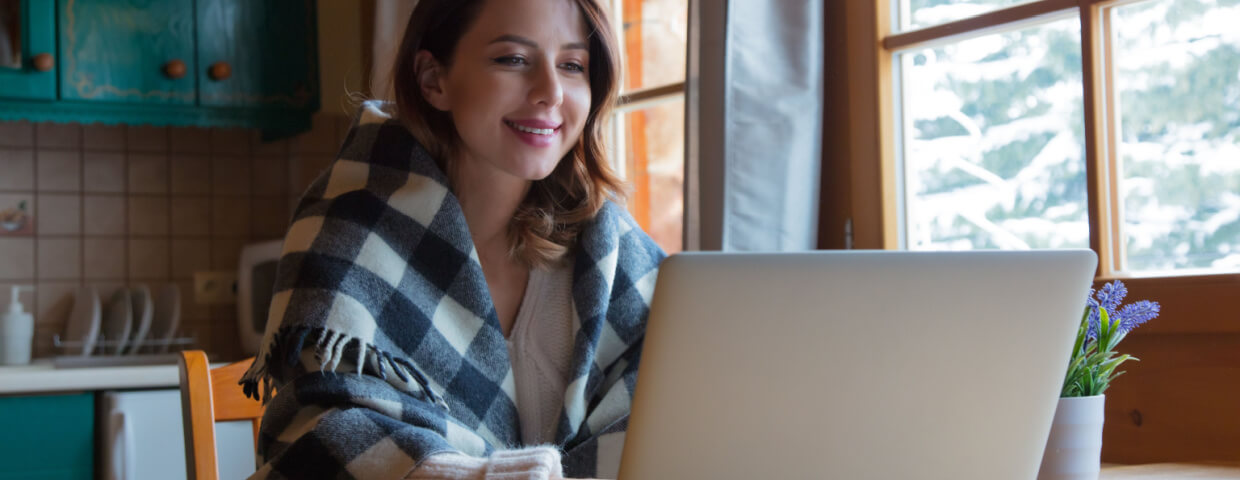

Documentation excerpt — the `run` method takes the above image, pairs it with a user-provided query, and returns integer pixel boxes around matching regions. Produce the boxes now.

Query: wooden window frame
[823,0,1240,335]
[613,0,686,236]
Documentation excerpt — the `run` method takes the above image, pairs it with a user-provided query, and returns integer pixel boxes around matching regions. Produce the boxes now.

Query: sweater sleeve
[406,446,564,480]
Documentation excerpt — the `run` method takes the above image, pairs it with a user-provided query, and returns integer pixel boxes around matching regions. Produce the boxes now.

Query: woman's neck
[451,156,531,256]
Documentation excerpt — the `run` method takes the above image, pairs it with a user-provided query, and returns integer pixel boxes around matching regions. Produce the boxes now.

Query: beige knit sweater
[406,447,564,480]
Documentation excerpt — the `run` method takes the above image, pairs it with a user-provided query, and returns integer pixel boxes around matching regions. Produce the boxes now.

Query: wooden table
[1101,463,1240,479]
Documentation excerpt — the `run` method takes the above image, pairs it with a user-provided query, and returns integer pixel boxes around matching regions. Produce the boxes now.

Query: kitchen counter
[0,359,184,395]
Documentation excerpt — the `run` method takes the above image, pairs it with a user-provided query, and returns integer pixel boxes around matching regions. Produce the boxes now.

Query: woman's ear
[415,51,450,111]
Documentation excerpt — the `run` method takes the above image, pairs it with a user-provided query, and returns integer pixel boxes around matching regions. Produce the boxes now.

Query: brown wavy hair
[390,0,626,269]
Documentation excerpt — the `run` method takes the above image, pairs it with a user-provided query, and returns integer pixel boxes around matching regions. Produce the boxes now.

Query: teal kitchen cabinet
[0,393,94,480]
[196,0,319,111]
[58,0,197,105]
[0,0,57,100]
[0,0,318,137]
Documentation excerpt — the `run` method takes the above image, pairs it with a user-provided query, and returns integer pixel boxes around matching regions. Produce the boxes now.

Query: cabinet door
[0,393,94,479]
[57,0,195,105]
[196,0,318,110]
[0,0,56,100]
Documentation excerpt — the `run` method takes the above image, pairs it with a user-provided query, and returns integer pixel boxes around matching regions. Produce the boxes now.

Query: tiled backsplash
[0,114,348,361]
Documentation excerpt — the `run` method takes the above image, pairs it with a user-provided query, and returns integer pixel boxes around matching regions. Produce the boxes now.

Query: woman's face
[423,0,592,183]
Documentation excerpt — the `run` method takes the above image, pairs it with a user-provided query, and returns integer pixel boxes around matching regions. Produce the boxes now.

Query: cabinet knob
[33,53,54,72]
[163,59,187,79]
[208,61,232,81]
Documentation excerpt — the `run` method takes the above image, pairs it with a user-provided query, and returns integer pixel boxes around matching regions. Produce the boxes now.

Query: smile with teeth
[505,120,556,136]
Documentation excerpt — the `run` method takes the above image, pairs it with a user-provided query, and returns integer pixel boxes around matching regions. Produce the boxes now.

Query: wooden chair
[177,350,267,480]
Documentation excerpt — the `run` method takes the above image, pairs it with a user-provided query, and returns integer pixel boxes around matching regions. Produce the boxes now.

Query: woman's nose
[529,63,564,108]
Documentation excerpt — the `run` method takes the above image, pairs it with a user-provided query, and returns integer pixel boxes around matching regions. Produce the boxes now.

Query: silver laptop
[618,250,1097,480]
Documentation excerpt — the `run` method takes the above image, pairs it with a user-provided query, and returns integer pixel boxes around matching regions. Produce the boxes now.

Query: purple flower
[1084,280,1159,339]
[1086,281,1127,339]
[1116,300,1160,334]
[1067,280,1160,397]
[1095,281,1127,313]
[1085,288,1101,339]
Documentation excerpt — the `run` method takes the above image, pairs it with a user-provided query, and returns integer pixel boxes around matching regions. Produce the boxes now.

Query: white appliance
[100,389,255,480]
[237,240,283,356]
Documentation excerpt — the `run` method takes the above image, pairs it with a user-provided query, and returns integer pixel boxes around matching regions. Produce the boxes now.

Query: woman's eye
[561,62,586,73]
[494,56,527,66]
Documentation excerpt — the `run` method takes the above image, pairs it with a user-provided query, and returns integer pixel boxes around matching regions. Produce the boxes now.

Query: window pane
[899,19,1087,250]
[1112,0,1240,273]
[619,98,684,253]
[897,0,1033,32]
[618,0,687,91]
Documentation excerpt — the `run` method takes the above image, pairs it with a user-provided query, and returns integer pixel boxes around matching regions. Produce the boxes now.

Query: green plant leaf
[1098,354,1131,380]
[1072,308,1089,353]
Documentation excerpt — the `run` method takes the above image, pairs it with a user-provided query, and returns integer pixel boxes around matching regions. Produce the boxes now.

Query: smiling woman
[241,0,665,479]
[393,0,626,272]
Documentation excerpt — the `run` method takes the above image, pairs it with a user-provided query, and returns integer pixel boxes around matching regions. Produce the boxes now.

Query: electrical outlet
[193,271,238,305]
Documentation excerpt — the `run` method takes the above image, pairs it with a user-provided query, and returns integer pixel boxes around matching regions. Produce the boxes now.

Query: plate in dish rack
[63,286,101,356]
[101,288,132,356]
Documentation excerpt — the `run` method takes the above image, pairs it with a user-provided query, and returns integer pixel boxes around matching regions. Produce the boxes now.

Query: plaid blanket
[241,100,666,479]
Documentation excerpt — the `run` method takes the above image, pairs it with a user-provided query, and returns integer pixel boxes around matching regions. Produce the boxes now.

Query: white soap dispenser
[1,285,35,365]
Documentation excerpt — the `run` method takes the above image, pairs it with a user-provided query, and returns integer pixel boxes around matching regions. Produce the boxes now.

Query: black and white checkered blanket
[241,101,666,479]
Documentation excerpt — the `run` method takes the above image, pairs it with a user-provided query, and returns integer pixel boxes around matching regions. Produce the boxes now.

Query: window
[610,0,687,254]
[900,0,1037,30]
[890,0,1240,278]
[899,18,1088,251]
[876,0,1240,276]
[827,0,1240,336]
[1109,0,1240,273]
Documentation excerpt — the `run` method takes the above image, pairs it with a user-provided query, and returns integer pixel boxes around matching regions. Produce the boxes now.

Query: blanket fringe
[240,326,450,412]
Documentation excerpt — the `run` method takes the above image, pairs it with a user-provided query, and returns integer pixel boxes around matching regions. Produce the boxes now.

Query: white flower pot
[1038,394,1105,480]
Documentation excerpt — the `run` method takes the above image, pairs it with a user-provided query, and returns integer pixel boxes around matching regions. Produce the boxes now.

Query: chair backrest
[177,350,266,480]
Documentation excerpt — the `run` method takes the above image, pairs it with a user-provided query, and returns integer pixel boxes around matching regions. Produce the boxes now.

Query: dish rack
[51,282,196,368]
[50,333,198,368]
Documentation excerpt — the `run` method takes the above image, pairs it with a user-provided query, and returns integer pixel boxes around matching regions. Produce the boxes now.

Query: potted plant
[1038,280,1160,480]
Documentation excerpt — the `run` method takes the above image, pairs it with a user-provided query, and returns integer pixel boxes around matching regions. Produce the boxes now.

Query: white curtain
[685,0,824,252]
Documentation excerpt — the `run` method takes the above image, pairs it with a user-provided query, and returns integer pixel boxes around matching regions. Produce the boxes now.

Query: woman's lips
[504,119,560,147]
